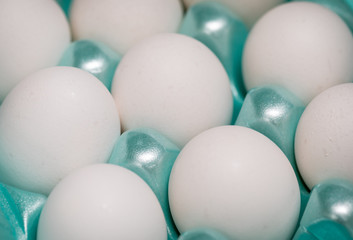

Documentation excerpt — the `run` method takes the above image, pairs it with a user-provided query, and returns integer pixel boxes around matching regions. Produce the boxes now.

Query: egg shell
[0,66,121,195]
[37,164,167,240]
[242,2,353,105]
[169,125,300,240]
[0,0,70,101]
[111,33,233,148]
[70,0,183,54]
[295,83,353,189]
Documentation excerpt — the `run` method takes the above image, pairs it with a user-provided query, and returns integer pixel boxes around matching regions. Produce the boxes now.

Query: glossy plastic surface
[109,128,180,240]
[0,183,46,240]
[182,0,285,28]
[178,228,229,240]
[294,180,353,239]
[59,39,121,90]
[56,0,71,17]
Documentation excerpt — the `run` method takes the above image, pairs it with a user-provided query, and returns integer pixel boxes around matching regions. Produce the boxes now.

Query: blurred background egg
[0,67,120,195]
[70,0,183,54]
[295,83,353,189]
[242,2,353,105]
[111,33,233,147]
[0,0,70,102]
[169,125,300,239]
[37,164,167,240]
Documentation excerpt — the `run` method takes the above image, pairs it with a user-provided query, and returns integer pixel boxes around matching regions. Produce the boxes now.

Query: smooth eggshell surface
[0,0,70,102]
[295,83,353,189]
[111,33,233,148]
[70,0,183,54]
[37,164,167,240]
[0,67,121,195]
[242,2,353,105]
[169,125,300,240]
[183,0,285,28]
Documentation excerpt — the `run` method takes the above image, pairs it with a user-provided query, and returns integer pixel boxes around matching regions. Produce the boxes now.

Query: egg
[0,66,120,195]
[0,0,70,102]
[242,2,353,105]
[295,83,353,189]
[70,0,183,54]
[111,33,233,147]
[169,125,300,240]
[37,164,167,240]
[183,0,285,28]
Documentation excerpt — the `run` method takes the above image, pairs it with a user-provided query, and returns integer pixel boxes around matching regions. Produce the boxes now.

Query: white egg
[111,33,233,148]
[0,0,70,102]
[0,67,120,195]
[169,125,300,240]
[183,0,285,28]
[242,2,353,105]
[295,83,353,189]
[70,0,183,54]
[37,164,167,240]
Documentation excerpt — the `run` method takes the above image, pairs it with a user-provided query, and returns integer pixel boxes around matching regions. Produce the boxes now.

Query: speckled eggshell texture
[111,33,233,148]
[295,83,353,189]
[242,2,353,105]
[169,125,300,240]
[0,67,121,195]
